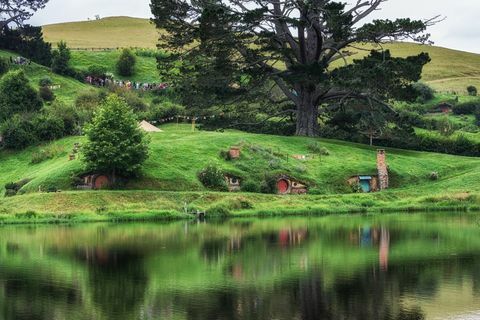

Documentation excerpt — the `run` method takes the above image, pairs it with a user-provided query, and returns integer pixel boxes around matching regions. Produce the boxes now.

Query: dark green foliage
[241,180,260,193]
[429,172,439,181]
[0,115,36,149]
[39,85,55,102]
[0,57,8,75]
[82,95,150,179]
[39,76,53,87]
[32,114,64,141]
[198,165,228,191]
[44,101,81,135]
[0,25,52,66]
[260,174,278,194]
[467,86,478,96]
[108,87,147,112]
[475,109,480,127]
[436,116,455,136]
[116,48,136,77]
[412,82,435,102]
[51,41,73,76]
[452,101,480,115]
[87,65,108,77]
[4,179,31,197]
[0,70,42,120]
[75,90,105,124]
[147,101,185,121]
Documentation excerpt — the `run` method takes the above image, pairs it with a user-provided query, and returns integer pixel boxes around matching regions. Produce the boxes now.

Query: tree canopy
[0,0,49,29]
[151,0,437,136]
[82,95,150,181]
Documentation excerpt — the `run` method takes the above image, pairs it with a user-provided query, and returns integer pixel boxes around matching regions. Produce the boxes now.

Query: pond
[1,213,480,319]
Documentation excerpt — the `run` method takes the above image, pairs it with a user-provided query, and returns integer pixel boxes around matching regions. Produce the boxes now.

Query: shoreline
[1,190,479,225]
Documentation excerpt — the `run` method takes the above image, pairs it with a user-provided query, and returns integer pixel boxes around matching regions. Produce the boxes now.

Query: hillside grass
[42,16,160,49]
[70,50,160,83]
[42,17,480,93]
[0,50,91,104]
[1,124,479,221]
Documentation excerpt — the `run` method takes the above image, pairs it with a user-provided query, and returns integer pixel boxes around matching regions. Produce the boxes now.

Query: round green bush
[39,76,53,87]
[39,86,55,102]
[241,180,260,193]
[116,49,136,77]
[198,165,228,191]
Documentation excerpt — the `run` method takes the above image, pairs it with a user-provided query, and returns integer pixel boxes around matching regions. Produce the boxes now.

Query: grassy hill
[42,17,159,49]
[1,124,479,221]
[0,50,92,104]
[42,16,480,93]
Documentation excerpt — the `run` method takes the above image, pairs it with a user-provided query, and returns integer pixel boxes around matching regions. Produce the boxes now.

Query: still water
[1,213,480,320]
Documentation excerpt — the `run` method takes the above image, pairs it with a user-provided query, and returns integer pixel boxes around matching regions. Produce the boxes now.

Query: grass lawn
[1,124,479,222]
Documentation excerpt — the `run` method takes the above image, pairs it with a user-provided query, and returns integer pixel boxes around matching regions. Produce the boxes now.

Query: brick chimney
[377,149,389,190]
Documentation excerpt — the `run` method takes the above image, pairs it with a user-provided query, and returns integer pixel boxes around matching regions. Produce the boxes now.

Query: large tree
[151,0,437,136]
[0,0,49,29]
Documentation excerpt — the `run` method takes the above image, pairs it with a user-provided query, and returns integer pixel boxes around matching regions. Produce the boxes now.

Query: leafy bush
[4,179,31,197]
[241,180,260,193]
[207,204,231,217]
[0,115,37,149]
[44,101,81,135]
[412,82,435,102]
[198,165,228,191]
[260,174,278,194]
[116,48,136,77]
[467,85,478,96]
[39,86,55,102]
[147,101,185,120]
[452,101,480,115]
[0,70,42,120]
[429,172,439,181]
[32,114,65,141]
[0,57,9,75]
[87,65,108,77]
[39,76,53,87]
[436,116,455,136]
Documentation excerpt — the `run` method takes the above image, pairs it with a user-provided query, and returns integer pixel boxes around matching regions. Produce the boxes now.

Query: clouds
[28,0,480,53]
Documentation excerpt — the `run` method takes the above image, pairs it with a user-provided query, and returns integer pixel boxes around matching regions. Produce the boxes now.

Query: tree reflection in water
[0,214,478,319]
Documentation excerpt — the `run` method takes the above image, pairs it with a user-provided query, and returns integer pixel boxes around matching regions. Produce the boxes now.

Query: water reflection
[0,214,480,319]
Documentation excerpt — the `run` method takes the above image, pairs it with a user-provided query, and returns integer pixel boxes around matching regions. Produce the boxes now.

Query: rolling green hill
[0,50,92,104]
[1,124,479,220]
[42,16,480,93]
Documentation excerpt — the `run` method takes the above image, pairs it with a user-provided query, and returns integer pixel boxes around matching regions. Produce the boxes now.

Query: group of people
[9,56,31,65]
[85,75,168,91]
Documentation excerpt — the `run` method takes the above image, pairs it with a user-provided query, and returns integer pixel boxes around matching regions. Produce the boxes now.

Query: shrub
[207,204,231,217]
[198,165,228,191]
[452,101,480,115]
[39,85,55,102]
[32,114,65,141]
[4,179,31,196]
[39,76,53,87]
[0,57,9,75]
[436,116,455,136]
[260,174,278,194]
[0,70,42,120]
[412,82,435,102]
[241,180,260,193]
[44,101,81,135]
[87,65,108,77]
[0,115,37,149]
[429,172,439,181]
[351,182,363,193]
[467,86,478,96]
[116,48,136,77]
[307,142,330,155]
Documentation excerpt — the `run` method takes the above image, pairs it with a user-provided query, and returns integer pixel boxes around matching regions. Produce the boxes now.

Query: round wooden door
[277,179,290,194]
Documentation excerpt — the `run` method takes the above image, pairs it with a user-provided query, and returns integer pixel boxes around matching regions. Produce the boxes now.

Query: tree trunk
[295,93,319,137]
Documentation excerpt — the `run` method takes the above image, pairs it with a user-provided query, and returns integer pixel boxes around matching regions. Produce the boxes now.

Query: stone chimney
[377,149,389,190]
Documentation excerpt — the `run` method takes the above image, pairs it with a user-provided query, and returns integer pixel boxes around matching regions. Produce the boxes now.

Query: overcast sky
[28,0,480,53]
